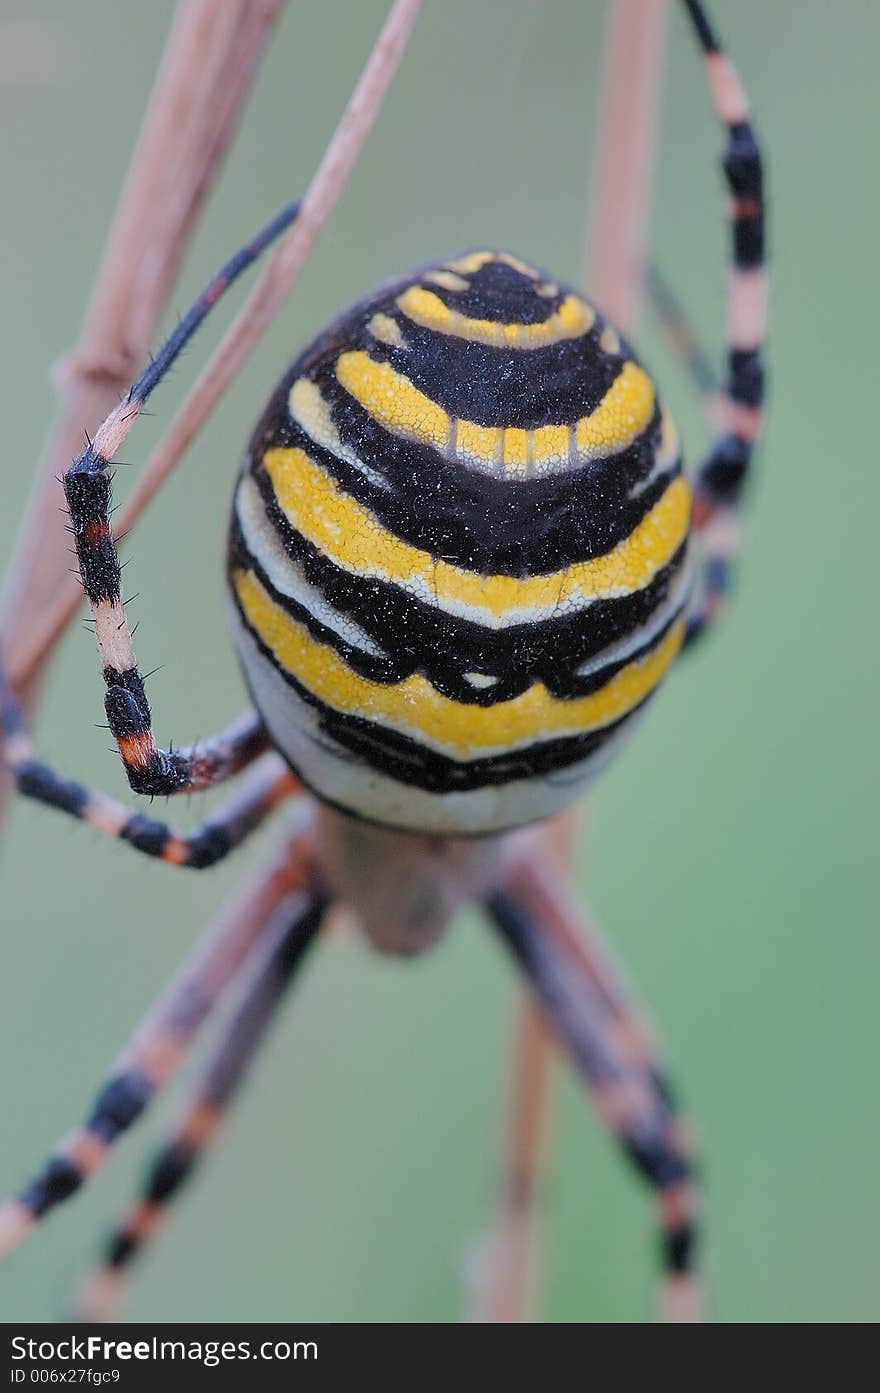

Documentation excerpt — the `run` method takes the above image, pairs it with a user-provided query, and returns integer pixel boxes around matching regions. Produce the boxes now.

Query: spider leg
[57,200,300,798]
[680,0,767,645]
[0,808,318,1256]
[1,668,296,869]
[467,817,579,1324]
[485,851,701,1323]
[466,996,554,1323]
[75,885,327,1322]
[1,663,271,796]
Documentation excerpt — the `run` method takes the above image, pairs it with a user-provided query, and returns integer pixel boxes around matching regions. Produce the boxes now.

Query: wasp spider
[0,0,765,1322]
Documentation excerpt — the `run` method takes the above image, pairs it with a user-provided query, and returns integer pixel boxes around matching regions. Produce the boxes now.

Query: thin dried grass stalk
[0,0,286,822]
[584,0,669,328]
[10,0,423,694]
[547,0,667,868]
[467,1001,554,1323]
[478,0,669,1324]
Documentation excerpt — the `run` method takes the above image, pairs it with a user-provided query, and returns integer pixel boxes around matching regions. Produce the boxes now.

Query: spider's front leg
[0,669,296,869]
[47,199,302,798]
[63,423,253,799]
[484,850,701,1324]
[0,208,313,854]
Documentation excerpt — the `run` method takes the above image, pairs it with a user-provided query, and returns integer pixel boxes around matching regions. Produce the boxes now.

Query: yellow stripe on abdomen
[262,445,690,626]
[396,286,595,348]
[334,352,655,472]
[233,566,686,760]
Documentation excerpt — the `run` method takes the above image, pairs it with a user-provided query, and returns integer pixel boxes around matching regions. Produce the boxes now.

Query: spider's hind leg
[76,885,327,1322]
[0,811,318,1257]
[484,851,702,1323]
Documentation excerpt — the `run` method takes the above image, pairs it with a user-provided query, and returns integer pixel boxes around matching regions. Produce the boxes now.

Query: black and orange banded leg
[485,855,701,1323]
[77,888,326,1321]
[0,812,319,1256]
[60,199,300,797]
[1,667,296,869]
[681,0,767,645]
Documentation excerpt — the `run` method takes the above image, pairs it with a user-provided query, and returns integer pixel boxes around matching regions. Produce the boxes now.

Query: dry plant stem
[78,1,287,373]
[474,0,670,1323]
[0,0,286,809]
[584,0,669,328]
[468,1001,554,1323]
[550,0,668,861]
[0,809,317,1258]
[11,0,423,694]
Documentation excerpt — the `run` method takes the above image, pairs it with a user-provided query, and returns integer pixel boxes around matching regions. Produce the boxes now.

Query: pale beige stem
[548,0,667,871]
[0,0,286,817]
[474,0,670,1324]
[10,0,424,695]
[584,0,669,329]
[467,999,554,1324]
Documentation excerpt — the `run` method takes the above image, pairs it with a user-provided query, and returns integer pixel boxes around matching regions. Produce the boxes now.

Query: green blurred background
[0,0,877,1323]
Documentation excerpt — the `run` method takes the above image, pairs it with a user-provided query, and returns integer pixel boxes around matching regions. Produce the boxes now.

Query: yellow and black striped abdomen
[227,251,691,834]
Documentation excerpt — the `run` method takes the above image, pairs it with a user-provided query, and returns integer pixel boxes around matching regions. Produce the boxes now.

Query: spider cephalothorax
[229,252,690,833]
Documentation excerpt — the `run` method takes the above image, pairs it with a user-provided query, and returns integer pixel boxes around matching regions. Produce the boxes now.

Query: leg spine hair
[0,814,318,1256]
[680,0,767,645]
[77,890,325,1321]
[485,857,701,1321]
[60,199,300,798]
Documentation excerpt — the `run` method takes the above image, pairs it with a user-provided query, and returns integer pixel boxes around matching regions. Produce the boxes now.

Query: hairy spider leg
[486,855,701,1323]
[1,670,298,868]
[0,810,318,1255]
[76,887,326,1321]
[60,200,300,797]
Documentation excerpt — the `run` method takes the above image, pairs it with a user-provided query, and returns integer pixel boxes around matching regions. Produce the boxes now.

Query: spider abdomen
[227,250,691,834]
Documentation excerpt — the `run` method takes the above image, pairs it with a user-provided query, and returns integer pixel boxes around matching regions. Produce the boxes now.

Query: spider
[0,0,765,1323]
